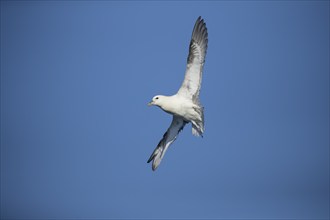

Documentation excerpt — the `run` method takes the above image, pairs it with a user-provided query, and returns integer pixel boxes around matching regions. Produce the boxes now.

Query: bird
[147,16,208,171]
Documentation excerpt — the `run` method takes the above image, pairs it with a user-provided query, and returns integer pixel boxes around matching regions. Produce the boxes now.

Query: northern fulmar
[147,16,208,171]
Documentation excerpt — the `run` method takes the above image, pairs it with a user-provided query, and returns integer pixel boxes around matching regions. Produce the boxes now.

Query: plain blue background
[1,1,329,219]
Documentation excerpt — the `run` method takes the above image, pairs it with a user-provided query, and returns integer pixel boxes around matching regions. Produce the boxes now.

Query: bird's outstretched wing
[147,116,187,171]
[177,16,208,104]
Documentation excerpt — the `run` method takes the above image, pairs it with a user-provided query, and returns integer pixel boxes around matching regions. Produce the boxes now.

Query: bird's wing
[147,116,187,171]
[177,16,208,104]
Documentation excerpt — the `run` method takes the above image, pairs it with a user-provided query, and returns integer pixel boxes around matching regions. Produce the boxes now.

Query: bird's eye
[155,97,159,100]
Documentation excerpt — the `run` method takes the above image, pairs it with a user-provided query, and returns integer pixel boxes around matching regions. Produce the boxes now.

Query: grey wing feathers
[188,16,208,65]
[147,116,186,171]
[178,16,208,103]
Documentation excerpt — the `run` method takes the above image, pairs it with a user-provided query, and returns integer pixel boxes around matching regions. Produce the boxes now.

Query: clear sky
[1,1,329,219]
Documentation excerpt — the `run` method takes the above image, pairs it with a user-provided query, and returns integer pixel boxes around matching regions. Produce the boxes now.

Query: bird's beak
[148,101,153,106]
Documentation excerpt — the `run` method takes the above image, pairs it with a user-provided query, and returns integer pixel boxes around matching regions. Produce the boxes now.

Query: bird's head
[148,95,165,107]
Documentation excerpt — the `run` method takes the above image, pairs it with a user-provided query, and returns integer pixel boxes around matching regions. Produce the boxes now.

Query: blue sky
[1,1,329,219]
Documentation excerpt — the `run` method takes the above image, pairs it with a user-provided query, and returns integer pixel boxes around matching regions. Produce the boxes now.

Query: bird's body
[147,17,208,171]
[156,95,202,123]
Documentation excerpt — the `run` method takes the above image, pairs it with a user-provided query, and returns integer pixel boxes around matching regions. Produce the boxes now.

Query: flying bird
[147,16,208,171]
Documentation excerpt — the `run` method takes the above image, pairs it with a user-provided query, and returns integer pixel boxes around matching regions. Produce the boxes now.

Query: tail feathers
[147,144,168,171]
[192,106,204,137]
[192,123,204,137]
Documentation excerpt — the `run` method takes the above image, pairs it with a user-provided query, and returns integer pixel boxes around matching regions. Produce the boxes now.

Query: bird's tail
[192,123,204,137]
[192,106,204,137]
[147,143,169,171]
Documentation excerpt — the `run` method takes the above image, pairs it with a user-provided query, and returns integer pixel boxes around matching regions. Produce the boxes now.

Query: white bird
[147,16,208,171]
